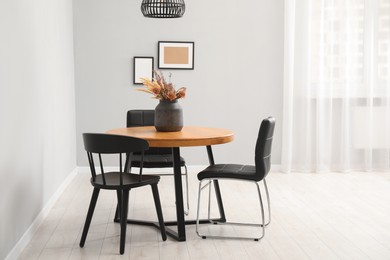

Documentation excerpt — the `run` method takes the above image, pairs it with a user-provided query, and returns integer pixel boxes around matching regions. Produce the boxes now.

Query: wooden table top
[106,126,234,147]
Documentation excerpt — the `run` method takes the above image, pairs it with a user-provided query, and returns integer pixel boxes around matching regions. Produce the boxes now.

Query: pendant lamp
[141,0,185,18]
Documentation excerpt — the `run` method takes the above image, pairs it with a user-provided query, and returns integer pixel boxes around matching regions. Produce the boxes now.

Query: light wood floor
[18,168,390,260]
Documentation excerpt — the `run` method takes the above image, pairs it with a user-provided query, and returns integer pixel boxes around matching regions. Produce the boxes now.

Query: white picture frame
[133,56,154,85]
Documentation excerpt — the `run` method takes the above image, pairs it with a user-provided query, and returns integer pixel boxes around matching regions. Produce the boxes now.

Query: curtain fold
[282,0,390,172]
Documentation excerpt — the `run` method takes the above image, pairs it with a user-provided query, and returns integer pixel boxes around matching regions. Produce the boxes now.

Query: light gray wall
[74,0,284,166]
[0,0,76,258]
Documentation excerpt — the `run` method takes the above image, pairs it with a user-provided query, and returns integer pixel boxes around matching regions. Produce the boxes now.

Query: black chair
[195,117,275,241]
[80,133,166,255]
[126,110,190,215]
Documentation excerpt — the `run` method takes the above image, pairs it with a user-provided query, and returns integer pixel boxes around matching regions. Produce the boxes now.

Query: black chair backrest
[83,133,149,184]
[255,117,276,181]
[83,133,149,154]
[127,110,155,127]
[127,110,171,154]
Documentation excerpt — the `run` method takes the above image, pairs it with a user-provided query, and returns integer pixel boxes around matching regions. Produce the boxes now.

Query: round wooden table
[106,126,234,241]
[107,126,234,147]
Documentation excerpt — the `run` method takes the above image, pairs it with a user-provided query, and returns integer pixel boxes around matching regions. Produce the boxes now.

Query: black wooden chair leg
[151,184,167,241]
[80,187,100,247]
[114,204,119,221]
[120,190,129,255]
[114,190,122,221]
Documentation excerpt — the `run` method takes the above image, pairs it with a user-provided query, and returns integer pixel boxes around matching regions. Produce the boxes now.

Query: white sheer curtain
[282,0,390,172]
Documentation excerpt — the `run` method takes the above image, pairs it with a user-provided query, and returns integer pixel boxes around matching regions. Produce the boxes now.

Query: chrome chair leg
[149,165,190,215]
[183,165,190,216]
[207,180,212,221]
[196,178,267,241]
[263,179,271,226]
[195,180,204,238]
[256,182,265,241]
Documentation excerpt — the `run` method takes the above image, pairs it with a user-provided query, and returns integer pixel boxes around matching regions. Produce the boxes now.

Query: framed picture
[133,57,154,85]
[158,41,194,70]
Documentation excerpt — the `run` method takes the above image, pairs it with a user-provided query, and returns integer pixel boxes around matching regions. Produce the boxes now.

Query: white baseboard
[5,167,78,260]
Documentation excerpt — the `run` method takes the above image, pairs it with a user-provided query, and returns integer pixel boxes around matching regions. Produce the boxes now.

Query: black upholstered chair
[80,133,166,255]
[195,117,275,241]
[126,110,190,214]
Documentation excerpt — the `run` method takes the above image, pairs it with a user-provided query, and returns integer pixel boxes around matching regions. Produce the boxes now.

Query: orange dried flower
[137,70,187,101]
[176,87,186,99]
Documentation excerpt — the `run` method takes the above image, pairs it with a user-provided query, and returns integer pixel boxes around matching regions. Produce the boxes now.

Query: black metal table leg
[172,147,186,241]
[113,145,226,242]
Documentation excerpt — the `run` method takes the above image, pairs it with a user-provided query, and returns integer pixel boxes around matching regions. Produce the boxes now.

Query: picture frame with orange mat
[158,41,194,70]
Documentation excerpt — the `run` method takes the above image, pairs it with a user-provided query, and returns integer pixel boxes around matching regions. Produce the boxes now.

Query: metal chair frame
[196,178,271,241]
[148,165,190,215]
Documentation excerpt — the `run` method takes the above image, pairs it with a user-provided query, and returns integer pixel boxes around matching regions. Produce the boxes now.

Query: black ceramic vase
[154,100,183,132]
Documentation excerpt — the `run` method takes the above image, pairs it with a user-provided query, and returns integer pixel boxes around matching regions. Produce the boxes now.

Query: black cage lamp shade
[141,0,185,18]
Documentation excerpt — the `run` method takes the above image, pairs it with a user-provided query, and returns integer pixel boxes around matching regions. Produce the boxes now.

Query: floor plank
[18,169,390,260]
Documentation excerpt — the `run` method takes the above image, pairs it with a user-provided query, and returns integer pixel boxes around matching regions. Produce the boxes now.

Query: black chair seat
[198,164,258,182]
[92,172,160,190]
[131,154,186,168]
